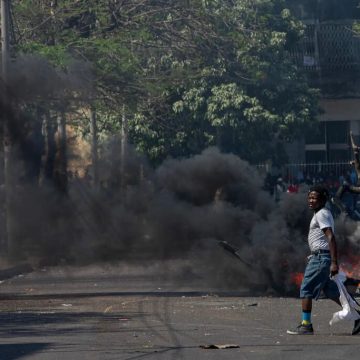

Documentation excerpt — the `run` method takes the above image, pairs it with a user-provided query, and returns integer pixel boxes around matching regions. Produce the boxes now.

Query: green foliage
[19,42,71,68]
[129,0,319,164]
[353,20,360,35]
[11,0,319,165]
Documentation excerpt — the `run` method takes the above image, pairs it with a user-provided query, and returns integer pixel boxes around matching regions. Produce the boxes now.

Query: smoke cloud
[1,55,359,296]
[6,55,93,102]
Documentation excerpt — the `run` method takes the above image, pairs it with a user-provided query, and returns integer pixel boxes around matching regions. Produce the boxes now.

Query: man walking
[287,184,360,335]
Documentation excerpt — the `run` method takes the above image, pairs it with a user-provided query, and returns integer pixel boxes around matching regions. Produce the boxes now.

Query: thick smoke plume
[1,55,359,296]
[6,55,93,101]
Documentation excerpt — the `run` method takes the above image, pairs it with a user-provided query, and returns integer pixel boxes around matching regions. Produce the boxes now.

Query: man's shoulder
[316,207,334,222]
[318,207,332,215]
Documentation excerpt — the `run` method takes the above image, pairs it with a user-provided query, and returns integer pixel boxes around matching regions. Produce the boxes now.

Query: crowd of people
[263,167,360,218]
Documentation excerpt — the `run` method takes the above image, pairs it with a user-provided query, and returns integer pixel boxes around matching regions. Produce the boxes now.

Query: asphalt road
[0,262,359,360]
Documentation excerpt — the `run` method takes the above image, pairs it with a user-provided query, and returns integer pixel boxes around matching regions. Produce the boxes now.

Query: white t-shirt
[308,207,334,252]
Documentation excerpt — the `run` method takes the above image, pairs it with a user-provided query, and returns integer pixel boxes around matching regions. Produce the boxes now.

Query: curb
[0,264,33,281]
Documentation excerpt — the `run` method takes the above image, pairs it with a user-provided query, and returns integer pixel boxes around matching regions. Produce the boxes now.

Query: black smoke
[24,144,314,295]
[2,55,359,296]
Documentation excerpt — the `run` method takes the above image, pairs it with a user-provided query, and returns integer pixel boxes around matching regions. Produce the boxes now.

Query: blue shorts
[300,253,340,300]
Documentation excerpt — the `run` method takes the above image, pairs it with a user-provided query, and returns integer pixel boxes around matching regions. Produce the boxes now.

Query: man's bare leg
[286,298,314,334]
[302,298,312,313]
[301,296,340,320]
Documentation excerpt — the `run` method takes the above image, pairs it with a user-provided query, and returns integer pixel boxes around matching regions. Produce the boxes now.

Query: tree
[10,0,319,167]
[0,0,326,274]
[130,0,320,165]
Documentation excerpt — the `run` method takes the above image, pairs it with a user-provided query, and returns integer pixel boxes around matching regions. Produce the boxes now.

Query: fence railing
[256,162,353,182]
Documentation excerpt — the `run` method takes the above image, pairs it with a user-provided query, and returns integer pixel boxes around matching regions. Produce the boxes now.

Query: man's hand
[330,262,339,277]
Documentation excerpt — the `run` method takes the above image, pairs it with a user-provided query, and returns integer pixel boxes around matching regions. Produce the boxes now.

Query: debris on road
[200,344,240,349]
[104,305,113,313]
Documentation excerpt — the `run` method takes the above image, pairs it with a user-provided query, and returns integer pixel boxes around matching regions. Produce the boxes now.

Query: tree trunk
[2,119,16,255]
[90,107,99,191]
[1,0,15,255]
[54,111,68,193]
[39,110,56,186]
[120,104,127,198]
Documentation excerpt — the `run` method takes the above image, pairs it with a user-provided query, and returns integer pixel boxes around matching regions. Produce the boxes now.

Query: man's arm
[323,227,339,276]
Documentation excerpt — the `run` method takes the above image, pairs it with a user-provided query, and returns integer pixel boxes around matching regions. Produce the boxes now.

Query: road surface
[0,262,359,360]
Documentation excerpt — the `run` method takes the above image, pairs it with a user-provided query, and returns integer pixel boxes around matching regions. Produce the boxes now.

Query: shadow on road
[0,264,33,281]
[0,343,51,360]
[0,311,144,338]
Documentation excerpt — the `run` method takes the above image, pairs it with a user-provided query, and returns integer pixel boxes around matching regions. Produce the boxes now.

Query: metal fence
[257,162,353,182]
[285,162,352,182]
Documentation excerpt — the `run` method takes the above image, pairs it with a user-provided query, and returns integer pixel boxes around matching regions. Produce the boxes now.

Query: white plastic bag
[329,272,360,326]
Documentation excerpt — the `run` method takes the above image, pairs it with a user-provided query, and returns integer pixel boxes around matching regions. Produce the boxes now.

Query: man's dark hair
[309,184,329,202]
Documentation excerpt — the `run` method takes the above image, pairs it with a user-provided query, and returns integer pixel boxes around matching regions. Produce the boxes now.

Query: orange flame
[290,272,304,288]
[290,254,360,290]
[340,253,360,280]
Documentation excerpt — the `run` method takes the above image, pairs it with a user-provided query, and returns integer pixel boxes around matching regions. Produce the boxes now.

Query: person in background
[287,182,299,193]
[274,177,285,202]
[297,168,304,184]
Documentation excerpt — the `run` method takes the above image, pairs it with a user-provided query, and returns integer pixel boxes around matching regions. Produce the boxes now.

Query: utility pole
[1,0,14,255]
[1,0,9,81]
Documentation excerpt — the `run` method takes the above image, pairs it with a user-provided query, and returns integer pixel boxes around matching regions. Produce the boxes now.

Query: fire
[340,253,360,280]
[289,255,360,292]
[290,272,304,288]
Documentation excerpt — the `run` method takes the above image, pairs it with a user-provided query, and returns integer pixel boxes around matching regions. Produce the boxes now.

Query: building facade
[285,0,360,166]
